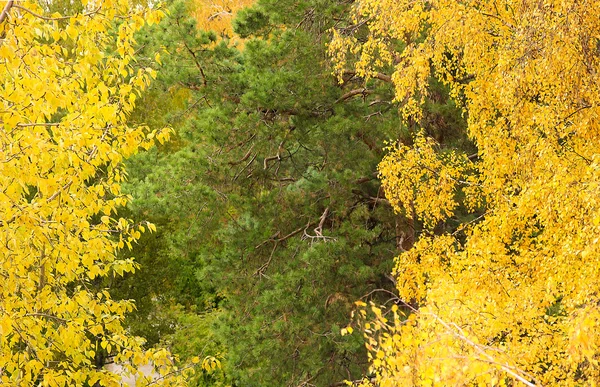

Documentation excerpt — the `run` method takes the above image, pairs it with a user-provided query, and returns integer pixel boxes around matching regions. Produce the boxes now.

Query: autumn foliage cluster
[0,1,180,385]
[332,0,600,385]
[2,0,600,385]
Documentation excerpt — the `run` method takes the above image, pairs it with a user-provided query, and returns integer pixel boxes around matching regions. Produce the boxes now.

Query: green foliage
[0,1,183,384]
[232,7,270,38]
[112,0,470,385]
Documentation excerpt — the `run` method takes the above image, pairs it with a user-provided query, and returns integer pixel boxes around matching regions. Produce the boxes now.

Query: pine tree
[118,0,399,384]
[118,0,469,385]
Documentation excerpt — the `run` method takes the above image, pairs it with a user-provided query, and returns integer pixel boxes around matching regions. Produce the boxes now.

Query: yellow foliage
[379,135,474,228]
[0,1,180,385]
[190,0,253,42]
[332,0,600,385]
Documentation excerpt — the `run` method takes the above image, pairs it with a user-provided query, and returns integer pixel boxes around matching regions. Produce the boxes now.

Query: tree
[115,0,424,384]
[0,1,182,385]
[332,0,600,385]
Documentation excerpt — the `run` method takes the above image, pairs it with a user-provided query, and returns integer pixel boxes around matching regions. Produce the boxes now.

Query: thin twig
[46,181,72,202]
[13,4,101,21]
[17,122,60,127]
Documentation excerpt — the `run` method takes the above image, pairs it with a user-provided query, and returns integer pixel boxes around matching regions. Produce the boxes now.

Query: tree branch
[264,137,287,170]
[17,122,60,127]
[12,4,101,22]
[335,88,373,104]
[229,144,254,165]
[0,0,14,24]
[342,70,392,83]
[46,181,72,202]
[181,39,207,87]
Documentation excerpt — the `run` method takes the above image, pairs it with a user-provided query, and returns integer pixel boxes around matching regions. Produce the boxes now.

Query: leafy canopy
[0,1,181,385]
[332,0,600,385]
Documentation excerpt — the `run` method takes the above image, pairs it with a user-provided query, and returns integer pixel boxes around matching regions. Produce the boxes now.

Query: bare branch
[335,88,373,104]
[181,39,207,87]
[264,138,287,170]
[46,181,72,202]
[233,153,256,182]
[303,208,337,243]
[342,70,392,83]
[207,11,232,21]
[12,4,101,21]
[229,144,255,165]
[315,207,329,236]
[0,0,14,24]
[17,122,60,127]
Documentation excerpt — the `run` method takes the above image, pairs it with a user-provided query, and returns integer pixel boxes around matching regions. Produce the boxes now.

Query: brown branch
[46,181,72,202]
[279,223,314,243]
[255,240,279,277]
[263,154,279,170]
[17,122,60,127]
[263,138,287,170]
[182,40,207,87]
[233,153,256,181]
[178,81,203,91]
[12,323,41,362]
[356,130,380,154]
[368,99,390,107]
[364,111,382,121]
[456,74,476,84]
[331,381,364,387]
[267,177,296,183]
[38,247,46,291]
[254,221,316,276]
[0,0,14,24]
[354,176,374,185]
[478,11,515,31]
[562,103,592,123]
[360,288,400,301]
[2,145,32,163]
[335,88,373,104]
[225,133,256,152]
[373,72,392,83]
[24,312,68,323]
[254,231,281,250]
[0,214,16,228]
[368,196,389,205]
[229,144,254,165]
[254,222,316,250]
[12,4,101,21]
[342,70,392,83]
[467,152,479,160]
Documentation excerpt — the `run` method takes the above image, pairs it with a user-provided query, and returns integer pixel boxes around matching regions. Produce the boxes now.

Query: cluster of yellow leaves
[0,1,180,385]
[379,135,476,228]
[191,355,221,373]
[350,302,542,387]
[332,0,600,385]
[190,0,253,43]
